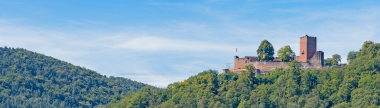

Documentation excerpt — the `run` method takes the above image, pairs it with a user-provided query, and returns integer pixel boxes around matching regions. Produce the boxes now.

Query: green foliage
[288,60,301,68]
[332,54,342,65]
[0,47,147,107]
[277,45,295,61]
[347,51,359,63]
[108,40,380,108]
[257,40,275,60]
[244,64,255,73]
[325,54,341,66]
[324,58,333,66]
[325,54,342,66]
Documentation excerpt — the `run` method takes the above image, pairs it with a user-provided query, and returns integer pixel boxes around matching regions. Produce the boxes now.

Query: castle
[222,35,324,75]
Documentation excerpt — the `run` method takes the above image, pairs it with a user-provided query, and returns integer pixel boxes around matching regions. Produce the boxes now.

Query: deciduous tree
[245,64,255,73]
[332,54,341,65]
[324,58,333,66]
[277,45,295,61]
[347,51,358,63]
[257,40,275,61]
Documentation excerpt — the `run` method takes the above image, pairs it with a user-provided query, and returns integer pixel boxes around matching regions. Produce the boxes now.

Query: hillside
[0,47,147,107]
[108,40,380,108]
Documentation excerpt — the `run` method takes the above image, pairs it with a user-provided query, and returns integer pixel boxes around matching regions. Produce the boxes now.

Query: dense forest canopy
[0,47,147,107]
[108,40,380,108]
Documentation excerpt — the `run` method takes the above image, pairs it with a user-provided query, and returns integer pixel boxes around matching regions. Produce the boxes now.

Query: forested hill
[108,41,380,108]
[0,47,147,107]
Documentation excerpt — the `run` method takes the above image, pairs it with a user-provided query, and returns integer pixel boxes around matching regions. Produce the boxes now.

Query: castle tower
[299,35,317,62]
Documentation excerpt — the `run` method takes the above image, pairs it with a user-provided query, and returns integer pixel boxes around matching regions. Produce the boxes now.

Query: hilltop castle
[223,35,324,75]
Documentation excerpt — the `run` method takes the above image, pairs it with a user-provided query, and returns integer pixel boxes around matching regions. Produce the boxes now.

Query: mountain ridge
[0,46,148,107]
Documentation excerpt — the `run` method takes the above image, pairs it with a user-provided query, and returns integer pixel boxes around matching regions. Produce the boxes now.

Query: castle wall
[309,51,324,68]
[299,62,314,69]
[234,56,248,70]
[233,54,323,73]
[234,56,260,70]
[249,61,318,71]
[226,60,322,74]
[249,61,289,71]
[222,68,234,74]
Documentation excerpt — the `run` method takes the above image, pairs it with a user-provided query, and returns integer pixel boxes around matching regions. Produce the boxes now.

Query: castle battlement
[301,35,317,38]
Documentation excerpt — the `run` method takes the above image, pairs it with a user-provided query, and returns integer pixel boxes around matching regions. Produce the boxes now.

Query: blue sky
[1,0,380,86]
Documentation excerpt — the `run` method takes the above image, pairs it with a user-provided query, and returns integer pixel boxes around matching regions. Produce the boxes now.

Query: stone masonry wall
[249,61,289,71]
[307,37,317,59]
[234,56,248,70]
[247,61,317,71]
[300,36,307,62]
[233,55,323,72]
[309,51,324,68]
[299,35,317,62]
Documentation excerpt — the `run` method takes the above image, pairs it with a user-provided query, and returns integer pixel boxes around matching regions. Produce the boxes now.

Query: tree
[257,40,275,61]
[288,60,301,68]
[332,54,341,65]
[362,41,374,49]
[347,51,358,63]
[277,45,295,61]
[245,64,255,73]
[324,58,333,66]
[245,64,256,76]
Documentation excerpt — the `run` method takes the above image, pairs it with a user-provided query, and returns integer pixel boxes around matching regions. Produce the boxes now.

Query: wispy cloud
[117,69,185,87]
[115,36,235,52]
[170,60,222,74]
[1,1,380,87]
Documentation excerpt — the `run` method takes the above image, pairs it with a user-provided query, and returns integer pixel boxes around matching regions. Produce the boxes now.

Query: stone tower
[299,35,317,62]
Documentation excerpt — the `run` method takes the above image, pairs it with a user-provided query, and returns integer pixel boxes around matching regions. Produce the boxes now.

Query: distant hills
[0,47,147,107]
[107,41,380,108]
